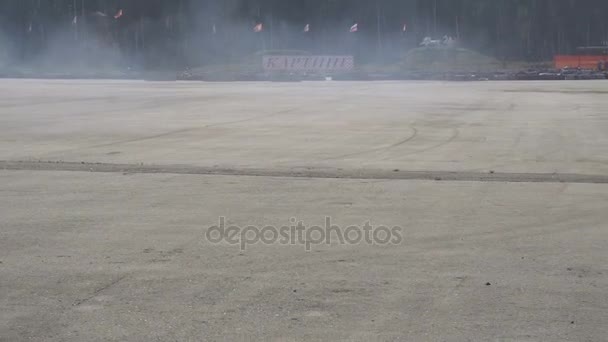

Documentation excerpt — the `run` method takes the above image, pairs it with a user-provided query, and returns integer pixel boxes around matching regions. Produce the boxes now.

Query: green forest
[1,0,608,68]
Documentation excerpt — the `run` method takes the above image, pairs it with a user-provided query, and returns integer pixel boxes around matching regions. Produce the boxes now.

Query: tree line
[1,0,607,67]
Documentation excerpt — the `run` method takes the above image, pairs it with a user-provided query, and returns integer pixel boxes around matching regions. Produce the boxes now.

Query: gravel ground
[1,79,607,341]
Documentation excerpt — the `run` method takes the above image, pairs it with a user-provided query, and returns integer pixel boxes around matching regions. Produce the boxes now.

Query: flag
[402,23,407,32]
[72,16,78,25]
[114,9,123,19]
[253,23,263,32]
[303,24,310,33]
[349,23,358,33]
[212,24,217,34]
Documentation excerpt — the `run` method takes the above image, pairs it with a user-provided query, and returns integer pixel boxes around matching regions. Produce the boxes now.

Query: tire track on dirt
[51,91,367,153]
[322,127,419,160]
[386,126,460,159]
[3,160,608,184]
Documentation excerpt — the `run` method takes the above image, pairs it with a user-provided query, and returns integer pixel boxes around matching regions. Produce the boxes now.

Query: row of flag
[249,22,407,33]
[66,11,407,35]
[32,10,122,33]
[72,9,123,24]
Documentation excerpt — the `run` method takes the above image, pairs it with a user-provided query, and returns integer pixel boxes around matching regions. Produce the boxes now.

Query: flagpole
[73,0,78,42]
[81,0,85,46]
[270,9,274,50]
[376,2,383,61]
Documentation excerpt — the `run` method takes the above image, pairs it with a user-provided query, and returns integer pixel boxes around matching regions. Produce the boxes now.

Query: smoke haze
[1,0,607,76]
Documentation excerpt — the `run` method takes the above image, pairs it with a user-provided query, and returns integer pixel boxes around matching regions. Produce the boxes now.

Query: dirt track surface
[1,79,608,341]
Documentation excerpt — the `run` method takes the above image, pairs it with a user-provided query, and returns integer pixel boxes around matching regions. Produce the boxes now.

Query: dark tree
[1,0,607,68]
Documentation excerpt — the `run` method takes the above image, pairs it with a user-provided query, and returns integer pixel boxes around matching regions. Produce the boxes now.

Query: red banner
[263,56,354,72]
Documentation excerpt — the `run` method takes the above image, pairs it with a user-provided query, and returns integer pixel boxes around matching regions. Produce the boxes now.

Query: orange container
[555,55,608,69]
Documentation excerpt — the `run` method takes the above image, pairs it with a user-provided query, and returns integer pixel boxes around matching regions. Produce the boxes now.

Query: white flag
[303,24,310,33]
[349,23,358,33]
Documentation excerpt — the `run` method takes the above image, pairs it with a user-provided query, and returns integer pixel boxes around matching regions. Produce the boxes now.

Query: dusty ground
[1,79,607,341]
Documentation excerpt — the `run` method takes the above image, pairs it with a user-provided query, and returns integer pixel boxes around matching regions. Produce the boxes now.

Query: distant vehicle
[420,36,456,48]
[420,37,443,47]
